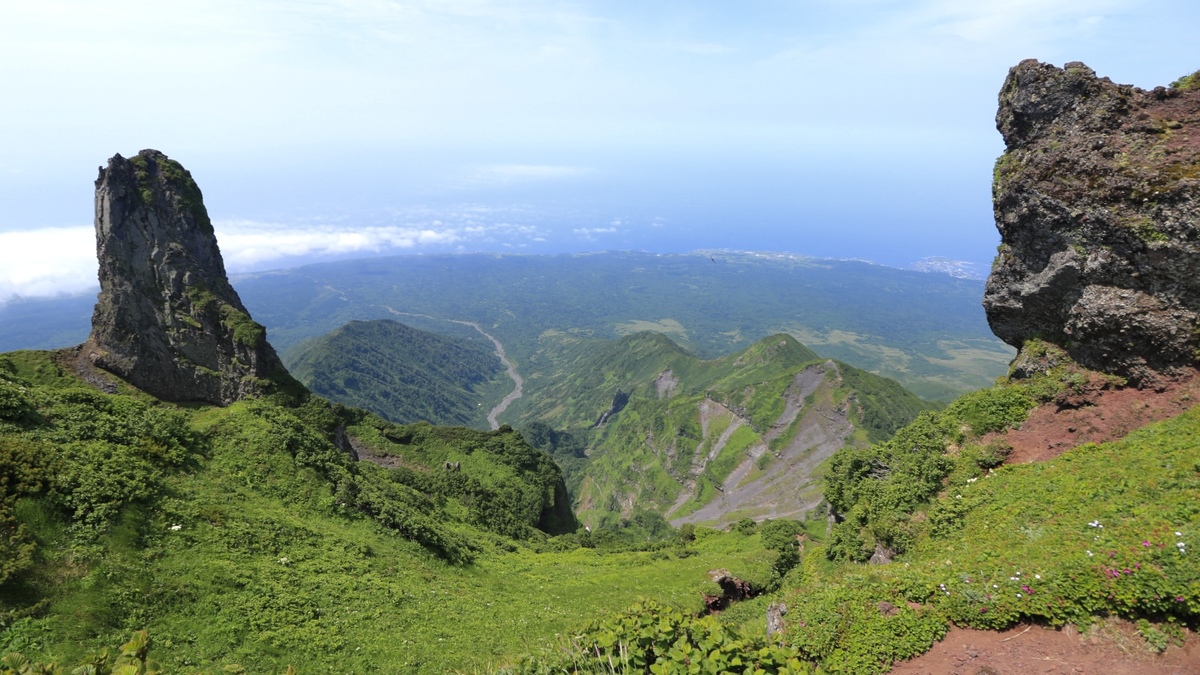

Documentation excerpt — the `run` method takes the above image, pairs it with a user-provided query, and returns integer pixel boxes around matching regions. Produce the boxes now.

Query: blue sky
[1,0,1198,302]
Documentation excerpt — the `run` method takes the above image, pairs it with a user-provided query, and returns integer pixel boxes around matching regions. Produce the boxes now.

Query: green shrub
[734,518,759,535]
[944,387,1034,438]
[505,600,812,674]
[1170,69,1200,91]
[0,630,179,675]
[824,384,1035,561]
[761,519,805,581]
[781,574,947,674]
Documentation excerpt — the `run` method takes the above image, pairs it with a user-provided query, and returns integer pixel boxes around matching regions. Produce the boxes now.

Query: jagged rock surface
[86,149,297,404]
[983,60,1200,384]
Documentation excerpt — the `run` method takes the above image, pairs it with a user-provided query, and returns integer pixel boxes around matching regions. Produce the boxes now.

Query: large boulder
[85,149,300,404]
[983,60,1200,385]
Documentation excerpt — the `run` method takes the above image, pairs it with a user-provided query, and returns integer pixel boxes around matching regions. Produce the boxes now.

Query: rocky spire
[983,61,1200,385]
[85,149,300,404]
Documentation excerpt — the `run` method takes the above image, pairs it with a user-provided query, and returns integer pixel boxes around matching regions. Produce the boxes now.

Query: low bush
[505,600,812,674]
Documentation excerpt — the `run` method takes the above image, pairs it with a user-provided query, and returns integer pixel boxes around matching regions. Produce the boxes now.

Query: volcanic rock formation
[85,149,297,404]
[983,61,1200,385]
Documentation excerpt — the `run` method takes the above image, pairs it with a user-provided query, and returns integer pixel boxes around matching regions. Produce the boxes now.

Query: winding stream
[384,308,523,430]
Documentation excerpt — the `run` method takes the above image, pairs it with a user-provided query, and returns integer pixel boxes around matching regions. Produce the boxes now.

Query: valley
[0,250,1014,403]
[3,61,1200,675]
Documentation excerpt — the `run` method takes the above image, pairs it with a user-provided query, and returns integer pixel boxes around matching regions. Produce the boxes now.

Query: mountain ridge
[513,330,935,528]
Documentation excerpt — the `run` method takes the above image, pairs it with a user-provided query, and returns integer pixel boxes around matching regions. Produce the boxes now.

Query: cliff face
[983,61,1200,385]
[86,149,298,404]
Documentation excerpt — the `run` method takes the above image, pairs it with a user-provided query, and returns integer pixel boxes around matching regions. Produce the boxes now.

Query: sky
[1,0,1198,303]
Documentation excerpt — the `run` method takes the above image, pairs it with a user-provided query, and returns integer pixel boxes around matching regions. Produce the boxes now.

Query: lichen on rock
[85,149,302,404]
[984,60,1200,385]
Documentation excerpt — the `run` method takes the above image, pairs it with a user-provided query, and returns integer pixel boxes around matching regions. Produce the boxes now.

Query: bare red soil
[893,370,1200,673]
[991,369,1200,464]
[890,621,1200,675]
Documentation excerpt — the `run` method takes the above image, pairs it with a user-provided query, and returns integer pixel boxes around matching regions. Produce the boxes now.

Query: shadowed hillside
[284,319,505,428]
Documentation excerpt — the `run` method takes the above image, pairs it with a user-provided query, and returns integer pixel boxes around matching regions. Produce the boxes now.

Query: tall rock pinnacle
[983,61,1200,385]
[86,149,298,404]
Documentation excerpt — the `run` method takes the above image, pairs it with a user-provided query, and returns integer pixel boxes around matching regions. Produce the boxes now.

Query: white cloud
[0,214,555,303]
[214,220,466,269]
[572,226,618,241]
[0,227,95,303]
[214,217,549,270]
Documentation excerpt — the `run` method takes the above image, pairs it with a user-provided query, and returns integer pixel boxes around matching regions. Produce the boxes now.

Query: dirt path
[889,620,1200,674]
[383,308,523,430]
[994,368,1200,464]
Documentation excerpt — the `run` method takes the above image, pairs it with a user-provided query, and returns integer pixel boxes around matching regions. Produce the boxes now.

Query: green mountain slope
[511,399,1200,674]
[5,349,764,673]
[514,332,936,529]
[283,319,504,428]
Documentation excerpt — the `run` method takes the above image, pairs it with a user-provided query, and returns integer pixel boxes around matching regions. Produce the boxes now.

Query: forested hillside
[284,319,505,428]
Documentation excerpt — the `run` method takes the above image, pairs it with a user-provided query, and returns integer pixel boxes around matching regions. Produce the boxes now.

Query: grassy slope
[765,405,1200,673]
[516,331,821,430]
[0,350,772,673]
[283,319,504,428]
[507,384,1200,673]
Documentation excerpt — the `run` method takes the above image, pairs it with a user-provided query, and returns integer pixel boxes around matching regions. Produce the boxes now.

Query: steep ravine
[384,308,524,430]
[672,361,853,526]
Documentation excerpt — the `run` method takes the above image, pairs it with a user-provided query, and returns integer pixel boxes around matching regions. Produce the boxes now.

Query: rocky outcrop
[85,149,300,404]
[983,61,1200,385]
[702,569,756,614]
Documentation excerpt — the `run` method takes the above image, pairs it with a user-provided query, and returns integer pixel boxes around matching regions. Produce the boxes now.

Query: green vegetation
[6,336,1199,672]
[128,153,212,230]
[0,349,781,673]
[1,630,166,675]
[521,421,589,497]
[0,252,1013,401]
[231,251,1011,402]
[506,600,810,674]
[824,383,1035,561]
[284,319,504,428]
[503,377,1200,673]
[765,405,1200,672]
[514,332,932,527]
[1169,69,1200,91]
[185,285,267,349]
